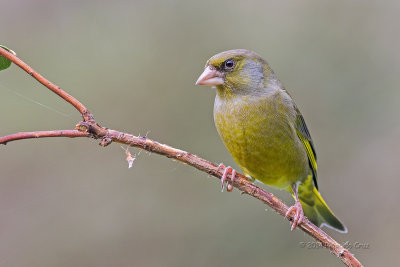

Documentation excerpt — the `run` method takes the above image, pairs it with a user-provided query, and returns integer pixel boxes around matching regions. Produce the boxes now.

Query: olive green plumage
[200,49,346,232]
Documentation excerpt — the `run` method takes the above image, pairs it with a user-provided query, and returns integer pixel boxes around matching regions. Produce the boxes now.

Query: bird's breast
[213,93,308,188]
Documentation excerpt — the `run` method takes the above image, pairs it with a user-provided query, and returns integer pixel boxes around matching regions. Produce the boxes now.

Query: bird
[196,49,347,233]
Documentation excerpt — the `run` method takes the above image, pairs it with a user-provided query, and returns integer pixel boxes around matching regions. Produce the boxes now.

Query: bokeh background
[0,1,399,266]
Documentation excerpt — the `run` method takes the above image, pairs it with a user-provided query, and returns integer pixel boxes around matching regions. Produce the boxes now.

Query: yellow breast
[214,91,309,188]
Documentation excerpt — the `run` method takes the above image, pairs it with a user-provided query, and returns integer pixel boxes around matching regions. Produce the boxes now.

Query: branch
[0,48,92,121]
[0,130,88,144]
[0,47,362,267]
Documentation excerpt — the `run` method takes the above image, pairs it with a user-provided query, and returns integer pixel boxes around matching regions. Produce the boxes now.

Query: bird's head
[196,49,275,96]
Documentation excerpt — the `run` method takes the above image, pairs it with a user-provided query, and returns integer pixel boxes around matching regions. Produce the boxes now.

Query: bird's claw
[285,201,304,231]
[217,163,236,192]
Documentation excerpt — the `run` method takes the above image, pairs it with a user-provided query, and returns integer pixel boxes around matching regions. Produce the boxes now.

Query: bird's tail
[297,177,347,233]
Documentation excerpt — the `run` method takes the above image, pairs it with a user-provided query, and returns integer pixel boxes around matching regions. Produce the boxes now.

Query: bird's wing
[295,108,318,189]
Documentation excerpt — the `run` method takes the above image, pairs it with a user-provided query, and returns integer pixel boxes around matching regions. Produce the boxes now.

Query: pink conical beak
[196,66,224,86]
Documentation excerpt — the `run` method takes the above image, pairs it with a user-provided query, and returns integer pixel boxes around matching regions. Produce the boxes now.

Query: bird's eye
[224,59,235,69]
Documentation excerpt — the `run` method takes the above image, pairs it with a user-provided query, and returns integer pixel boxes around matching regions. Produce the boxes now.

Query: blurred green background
[1,0,398,266]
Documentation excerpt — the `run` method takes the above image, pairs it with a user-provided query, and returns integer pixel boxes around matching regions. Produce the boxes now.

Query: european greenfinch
[196,49,346,233]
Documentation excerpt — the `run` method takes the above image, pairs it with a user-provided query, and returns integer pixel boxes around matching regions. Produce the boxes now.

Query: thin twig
[0,130,88,144]
[0,47,92,121]
[0,47,362,267]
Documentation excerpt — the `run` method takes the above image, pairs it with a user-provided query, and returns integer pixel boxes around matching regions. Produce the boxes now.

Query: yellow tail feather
[297,177,347,233]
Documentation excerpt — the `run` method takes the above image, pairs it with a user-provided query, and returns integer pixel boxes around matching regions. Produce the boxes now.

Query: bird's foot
[217,163,236,192]
[285,201,304,231]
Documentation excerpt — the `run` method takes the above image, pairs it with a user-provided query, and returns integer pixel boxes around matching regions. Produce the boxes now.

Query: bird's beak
[196,66,224,86]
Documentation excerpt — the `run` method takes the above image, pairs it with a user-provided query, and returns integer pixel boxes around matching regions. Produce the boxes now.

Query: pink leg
[285,184,304,231]
[217,164,237,192]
